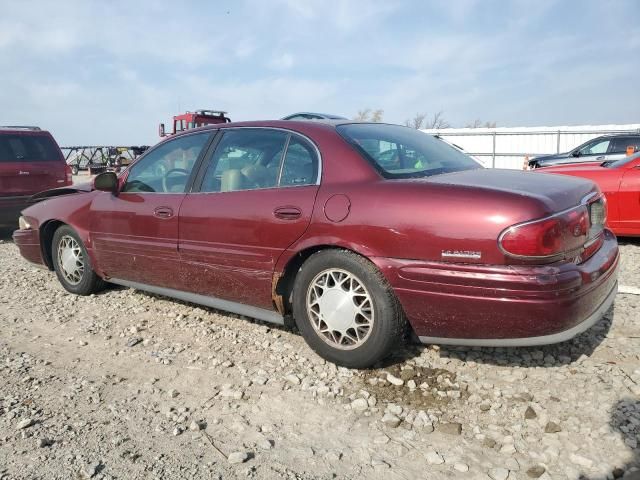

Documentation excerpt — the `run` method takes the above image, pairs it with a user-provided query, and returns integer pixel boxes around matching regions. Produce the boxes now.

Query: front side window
[337,123,481,178]
[579,139,610,155]
[200,129,289,192]
[122,132,210,193]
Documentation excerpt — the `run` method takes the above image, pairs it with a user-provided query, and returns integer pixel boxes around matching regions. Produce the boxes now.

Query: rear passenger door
[178,128,320,309]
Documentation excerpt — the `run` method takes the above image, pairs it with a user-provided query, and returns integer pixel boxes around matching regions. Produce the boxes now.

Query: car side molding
[108,278,285,325]
[419,281,617,347]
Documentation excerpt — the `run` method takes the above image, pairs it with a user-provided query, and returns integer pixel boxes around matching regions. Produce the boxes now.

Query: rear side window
[279,136,319,186]
[610,137,640,154]
[0,134,61,162]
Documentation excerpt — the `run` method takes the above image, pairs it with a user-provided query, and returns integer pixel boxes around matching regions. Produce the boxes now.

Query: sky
[0,0,638,145]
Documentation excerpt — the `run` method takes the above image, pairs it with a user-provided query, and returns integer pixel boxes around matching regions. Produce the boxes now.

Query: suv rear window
[337,123,481,178]
[0,134,61,162]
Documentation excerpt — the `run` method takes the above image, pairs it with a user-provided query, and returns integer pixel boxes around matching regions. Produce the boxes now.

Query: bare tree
[425,111,450,129]
[370,109,384,122]
[466,119,497,128]
[354,109,371,121]
[404,113,427,129]
[404,111,449,129]
[353,108,384,122]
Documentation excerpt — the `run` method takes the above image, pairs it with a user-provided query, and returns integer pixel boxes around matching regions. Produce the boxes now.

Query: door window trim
[189,126,322,194]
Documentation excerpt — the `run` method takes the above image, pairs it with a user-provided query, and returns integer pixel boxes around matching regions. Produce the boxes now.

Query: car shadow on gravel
[601,398,640,480]
[0,227,15,241]
[128,288,615,371]
[618,236,640,247]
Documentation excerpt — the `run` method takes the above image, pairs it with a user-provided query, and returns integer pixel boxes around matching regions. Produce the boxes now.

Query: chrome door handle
[274,206,302,220]
[153,206,174,218]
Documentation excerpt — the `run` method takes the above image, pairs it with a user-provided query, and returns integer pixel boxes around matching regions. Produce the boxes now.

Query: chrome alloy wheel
[57,235,85,285]
[306,268,374,350]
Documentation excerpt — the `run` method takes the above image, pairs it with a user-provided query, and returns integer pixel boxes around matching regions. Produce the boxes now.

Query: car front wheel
[52,225,105,295]
[292,250,406,368]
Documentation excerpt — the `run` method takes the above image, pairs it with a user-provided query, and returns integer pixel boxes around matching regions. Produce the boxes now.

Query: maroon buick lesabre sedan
[13,121,619,368]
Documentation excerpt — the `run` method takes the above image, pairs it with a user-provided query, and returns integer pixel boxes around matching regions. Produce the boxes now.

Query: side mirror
[93,171,119,194]
[571,150,580,157]
[159,123,166,137]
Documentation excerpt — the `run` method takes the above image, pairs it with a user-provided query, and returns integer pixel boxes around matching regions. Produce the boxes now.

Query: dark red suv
[0,126,72,227]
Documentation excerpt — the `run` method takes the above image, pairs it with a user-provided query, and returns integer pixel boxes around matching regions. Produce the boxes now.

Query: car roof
[591,133,640,139]
[167,121,425,144]
[169,119,364,136]
[0,126,49,134]
[282,112,348,120]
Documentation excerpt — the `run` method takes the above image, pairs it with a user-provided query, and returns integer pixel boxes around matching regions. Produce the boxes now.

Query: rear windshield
[0,134,61,162]
[337,123,482,178]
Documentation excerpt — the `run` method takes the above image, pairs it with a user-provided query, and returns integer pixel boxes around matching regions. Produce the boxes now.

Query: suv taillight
[65,164,73,184]
[499,206,590,259]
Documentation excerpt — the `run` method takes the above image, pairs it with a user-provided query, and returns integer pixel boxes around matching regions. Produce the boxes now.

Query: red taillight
[499,206,590,258]
[64,164,73,184]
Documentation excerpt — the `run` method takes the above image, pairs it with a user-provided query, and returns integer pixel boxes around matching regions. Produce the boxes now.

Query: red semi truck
[159,110,231,137]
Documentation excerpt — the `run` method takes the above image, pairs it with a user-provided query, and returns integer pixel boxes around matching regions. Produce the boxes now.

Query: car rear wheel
[52,225,105,295]
[292,250,406,368]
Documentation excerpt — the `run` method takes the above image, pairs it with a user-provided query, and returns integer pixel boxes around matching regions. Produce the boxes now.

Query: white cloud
[0,0,637,144]
[269,53,294,70]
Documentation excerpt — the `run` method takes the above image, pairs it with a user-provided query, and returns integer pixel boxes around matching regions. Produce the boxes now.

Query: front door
[179,128,320,309]
[90,131,212,288]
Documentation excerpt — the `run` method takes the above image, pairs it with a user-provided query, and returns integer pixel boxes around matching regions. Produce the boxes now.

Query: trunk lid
[427,168,598,216]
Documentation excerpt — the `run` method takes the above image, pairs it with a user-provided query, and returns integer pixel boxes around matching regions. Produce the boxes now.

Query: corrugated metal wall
[422,124,640,169]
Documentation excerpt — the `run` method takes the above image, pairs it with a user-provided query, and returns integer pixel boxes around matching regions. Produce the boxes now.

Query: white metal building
[422,124,640,169]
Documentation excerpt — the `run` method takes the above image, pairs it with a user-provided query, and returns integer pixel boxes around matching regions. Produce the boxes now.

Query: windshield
[337,123,482,178]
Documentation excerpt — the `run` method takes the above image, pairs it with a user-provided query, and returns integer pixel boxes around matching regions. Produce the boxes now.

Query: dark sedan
[14,121,618,367]
[528,134,640,168]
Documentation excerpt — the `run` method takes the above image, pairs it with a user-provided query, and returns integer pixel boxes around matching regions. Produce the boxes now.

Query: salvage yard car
[527,133,640,169]
[536,152,640,237]
[0,126,72,228]
[13,121,619,368]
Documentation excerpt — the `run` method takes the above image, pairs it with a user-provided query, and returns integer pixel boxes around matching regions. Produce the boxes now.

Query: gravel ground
[0,229,639,480]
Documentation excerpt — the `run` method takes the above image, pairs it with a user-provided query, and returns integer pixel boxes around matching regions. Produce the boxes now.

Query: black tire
[292,249,406,368]
[51,225,105,295]
[71,165,79,175]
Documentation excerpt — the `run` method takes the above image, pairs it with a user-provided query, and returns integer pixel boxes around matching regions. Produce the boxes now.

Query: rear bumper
[0,195,31,227]
[13,228,46,267]
[374,229,619,345]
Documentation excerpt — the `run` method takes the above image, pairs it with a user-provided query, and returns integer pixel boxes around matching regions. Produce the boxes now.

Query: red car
[13,121,619,367]
[536,153,640,237]
[1,126,72,228]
